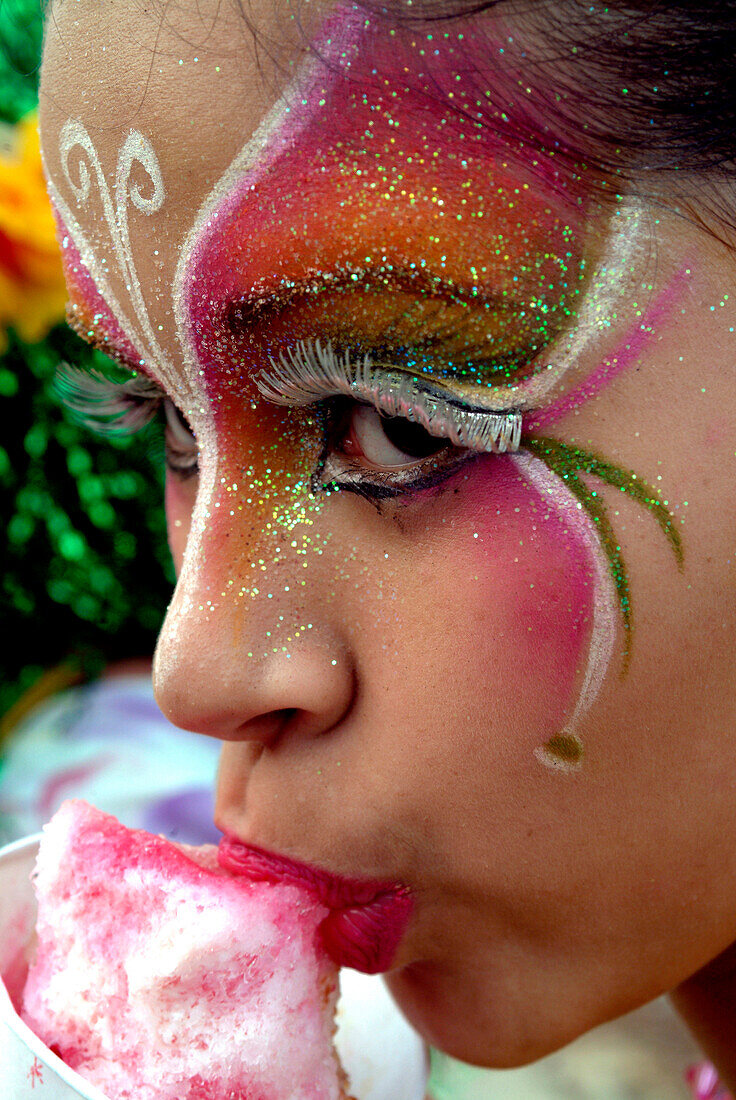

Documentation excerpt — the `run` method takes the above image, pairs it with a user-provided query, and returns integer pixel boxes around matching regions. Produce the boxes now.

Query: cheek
[479,475,594,731]
[410,457,598,746]
[474,459,596,733]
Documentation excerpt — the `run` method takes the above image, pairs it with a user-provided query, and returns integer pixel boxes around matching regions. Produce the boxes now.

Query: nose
[152,548,356,747]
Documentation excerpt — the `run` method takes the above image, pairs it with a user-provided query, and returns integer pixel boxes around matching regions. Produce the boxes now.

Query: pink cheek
[453,458,596,733]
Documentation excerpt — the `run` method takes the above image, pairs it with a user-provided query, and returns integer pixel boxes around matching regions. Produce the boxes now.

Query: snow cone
[16,800,352,1100]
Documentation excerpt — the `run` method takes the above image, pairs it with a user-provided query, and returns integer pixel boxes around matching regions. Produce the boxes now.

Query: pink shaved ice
[21,800,351,1100]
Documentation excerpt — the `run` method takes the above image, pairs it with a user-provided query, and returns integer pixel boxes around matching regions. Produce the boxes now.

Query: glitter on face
[179,6,618,416]
[524,436,684,666]
[42,1,685,767]
[526,264,692,432]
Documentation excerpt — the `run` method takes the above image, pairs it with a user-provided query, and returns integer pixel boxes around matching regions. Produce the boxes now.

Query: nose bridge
[153,437,350,739]
[194,417,329,611]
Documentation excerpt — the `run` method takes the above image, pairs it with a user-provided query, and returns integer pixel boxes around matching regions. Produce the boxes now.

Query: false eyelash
[256,339,523,454]
[55,362,164,435]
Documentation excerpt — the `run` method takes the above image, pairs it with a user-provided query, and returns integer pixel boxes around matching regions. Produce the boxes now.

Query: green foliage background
[0,0,174,719]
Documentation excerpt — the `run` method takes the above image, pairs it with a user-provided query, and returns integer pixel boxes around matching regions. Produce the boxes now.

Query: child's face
[41,0,736,1067]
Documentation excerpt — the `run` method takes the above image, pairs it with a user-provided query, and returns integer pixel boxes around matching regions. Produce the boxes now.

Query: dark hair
[351,1,736,233]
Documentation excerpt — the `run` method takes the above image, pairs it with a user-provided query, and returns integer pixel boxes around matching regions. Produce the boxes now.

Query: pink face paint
[464,456,598,737]
[155,2,608,669]
[526,264,691,431]
[177,5,594,417]
[54,210,146,370]
[513,451,618,751]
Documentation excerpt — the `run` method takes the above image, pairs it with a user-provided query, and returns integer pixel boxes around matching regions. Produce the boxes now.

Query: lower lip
[219,837,412,974]
[319,890,413,973]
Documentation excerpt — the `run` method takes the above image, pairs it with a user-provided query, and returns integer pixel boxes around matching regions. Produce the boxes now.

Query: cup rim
[0,832,111,1100]
[0,831,42,859]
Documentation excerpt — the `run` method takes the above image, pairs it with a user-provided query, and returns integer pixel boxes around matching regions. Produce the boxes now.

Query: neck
[671,940,736,1093]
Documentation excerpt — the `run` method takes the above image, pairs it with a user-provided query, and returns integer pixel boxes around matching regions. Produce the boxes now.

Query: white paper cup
[0,834,109,1100]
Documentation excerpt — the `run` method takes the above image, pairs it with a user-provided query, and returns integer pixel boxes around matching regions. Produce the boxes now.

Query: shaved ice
[21,800,351,1100]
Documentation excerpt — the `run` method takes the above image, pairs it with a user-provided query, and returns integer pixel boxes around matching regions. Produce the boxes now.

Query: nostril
[233,707,297,745]
[155,621,354,745]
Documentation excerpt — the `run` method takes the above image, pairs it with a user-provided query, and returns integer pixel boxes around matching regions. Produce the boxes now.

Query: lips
[218,836,412,974]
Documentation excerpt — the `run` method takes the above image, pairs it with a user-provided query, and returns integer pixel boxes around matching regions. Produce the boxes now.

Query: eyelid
[256,339,523,454]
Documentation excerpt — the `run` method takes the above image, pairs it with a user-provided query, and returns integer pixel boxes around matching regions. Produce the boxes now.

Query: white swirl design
[49,120,179,396]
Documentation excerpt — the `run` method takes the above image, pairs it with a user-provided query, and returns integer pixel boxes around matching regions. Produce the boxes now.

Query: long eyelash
[55,362,164,435]
[256,339,523,454]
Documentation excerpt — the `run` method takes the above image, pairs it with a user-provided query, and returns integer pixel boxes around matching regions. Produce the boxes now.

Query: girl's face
[41,0,736,1067]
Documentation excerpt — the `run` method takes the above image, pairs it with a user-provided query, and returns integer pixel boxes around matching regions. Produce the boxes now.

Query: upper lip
[218,833,406,911]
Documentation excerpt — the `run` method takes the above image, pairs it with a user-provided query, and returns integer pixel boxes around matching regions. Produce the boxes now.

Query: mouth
[218,835,413,974]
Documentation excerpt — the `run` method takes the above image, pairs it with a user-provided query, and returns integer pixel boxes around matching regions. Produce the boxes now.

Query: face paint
[178,6,627,410]
[511,450,619,769]
[38,2,736,1073]
[527,262,692,431]
[44,2,683,771]
[53,223,145,371]
[47,124,179,388]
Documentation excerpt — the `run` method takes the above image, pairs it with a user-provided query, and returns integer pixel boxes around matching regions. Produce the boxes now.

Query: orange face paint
[180,9,592,414]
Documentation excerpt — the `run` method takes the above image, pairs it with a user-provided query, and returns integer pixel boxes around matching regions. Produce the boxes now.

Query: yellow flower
[0,111,67,350]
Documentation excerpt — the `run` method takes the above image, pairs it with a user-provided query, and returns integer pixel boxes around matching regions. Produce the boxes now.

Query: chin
[385,959,595,1069]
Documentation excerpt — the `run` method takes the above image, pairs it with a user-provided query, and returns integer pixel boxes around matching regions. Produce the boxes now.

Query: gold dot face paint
[41,1,682,771]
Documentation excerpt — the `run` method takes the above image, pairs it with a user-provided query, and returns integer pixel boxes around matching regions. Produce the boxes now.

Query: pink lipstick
[218,836,412,974]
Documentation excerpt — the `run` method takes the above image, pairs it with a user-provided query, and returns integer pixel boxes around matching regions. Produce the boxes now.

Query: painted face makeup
[44,2,683,771]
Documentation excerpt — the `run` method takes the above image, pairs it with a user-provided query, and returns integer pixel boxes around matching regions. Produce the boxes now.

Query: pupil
[380,414,448,458]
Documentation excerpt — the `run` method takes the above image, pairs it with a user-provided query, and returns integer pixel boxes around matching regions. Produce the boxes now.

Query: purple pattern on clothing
[0,674,221,846]
[143,787,222,846]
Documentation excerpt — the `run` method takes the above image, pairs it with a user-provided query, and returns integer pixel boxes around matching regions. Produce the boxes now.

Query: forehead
[40,0,301,373]
[43,0,311,126]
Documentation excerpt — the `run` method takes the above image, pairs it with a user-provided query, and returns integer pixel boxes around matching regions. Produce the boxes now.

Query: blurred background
[0,0,172,733]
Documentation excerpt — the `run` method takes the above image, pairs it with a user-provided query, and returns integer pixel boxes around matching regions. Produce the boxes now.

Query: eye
[163,398,199,479]
[256,340,522,500]
[338,401,451,469]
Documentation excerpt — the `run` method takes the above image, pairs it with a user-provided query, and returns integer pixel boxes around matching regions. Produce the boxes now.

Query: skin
[40,0,736,1080]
